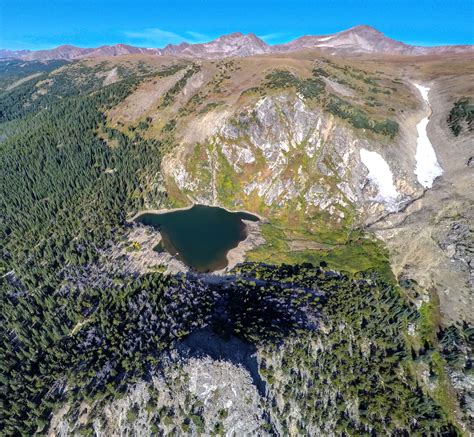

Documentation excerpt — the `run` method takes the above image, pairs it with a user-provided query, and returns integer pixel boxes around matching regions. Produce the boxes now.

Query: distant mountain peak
[1,25,472,61]
[274,25,472,56]
[210,32,268,46]
[159,31,270,58]
[220,31,245,38]
[347,24,381,32]
[56,44,81,49]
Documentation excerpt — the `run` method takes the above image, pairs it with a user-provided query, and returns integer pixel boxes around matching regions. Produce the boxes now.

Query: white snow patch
[414,117,443,188]
[413,83,443,188]
[360,148,399,209]
[413,83,430,104]
[318,36,334,42]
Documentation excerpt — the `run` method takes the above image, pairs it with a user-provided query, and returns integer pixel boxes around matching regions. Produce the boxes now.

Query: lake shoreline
[216,218,265,274]
[131,204,266,273]
[129,203,266,222]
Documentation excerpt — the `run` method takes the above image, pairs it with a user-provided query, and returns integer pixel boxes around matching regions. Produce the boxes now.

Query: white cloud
[257,32,286,42]
[185,31,210,42]
[124,28,210,47]
[124,28,183,43]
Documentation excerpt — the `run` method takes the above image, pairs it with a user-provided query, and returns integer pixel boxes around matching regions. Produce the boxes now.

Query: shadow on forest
[177,283,321,397]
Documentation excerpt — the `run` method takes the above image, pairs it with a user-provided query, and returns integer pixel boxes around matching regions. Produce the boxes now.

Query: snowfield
[360,148,399,210]
[413,84,443,188]
[413,83,430,104]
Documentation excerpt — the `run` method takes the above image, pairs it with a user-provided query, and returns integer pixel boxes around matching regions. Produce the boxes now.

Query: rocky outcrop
[166,92,421,225]
[107,224,188,275]
[48,356,268,436]
[435,220,473,290]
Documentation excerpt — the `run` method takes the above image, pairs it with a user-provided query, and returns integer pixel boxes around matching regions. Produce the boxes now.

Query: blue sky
[1,0,473,50]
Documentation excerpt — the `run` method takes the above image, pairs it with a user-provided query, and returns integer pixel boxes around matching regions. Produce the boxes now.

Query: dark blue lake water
[135,204,259,272]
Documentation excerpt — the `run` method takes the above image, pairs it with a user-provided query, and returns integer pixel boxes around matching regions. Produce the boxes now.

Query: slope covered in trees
[2,262,467,435]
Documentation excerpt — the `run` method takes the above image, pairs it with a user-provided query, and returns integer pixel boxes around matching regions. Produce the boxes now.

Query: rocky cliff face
[164,91,422,227]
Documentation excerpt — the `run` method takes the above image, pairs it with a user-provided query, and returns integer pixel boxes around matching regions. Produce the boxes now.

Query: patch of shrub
[297,78,325,99]
[264,70,325,100]
[264,70,299,89]
[326,95,398,138]
[447,98,474,136]
[161,64,201,107]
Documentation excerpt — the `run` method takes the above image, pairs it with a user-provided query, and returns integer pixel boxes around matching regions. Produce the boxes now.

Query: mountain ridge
[1,25,472,60]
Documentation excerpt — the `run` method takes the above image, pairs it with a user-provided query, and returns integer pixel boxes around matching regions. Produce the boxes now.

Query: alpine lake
[134,204,259,272]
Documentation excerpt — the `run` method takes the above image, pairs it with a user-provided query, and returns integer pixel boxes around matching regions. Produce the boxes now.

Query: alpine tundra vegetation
[0,18,473,437]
